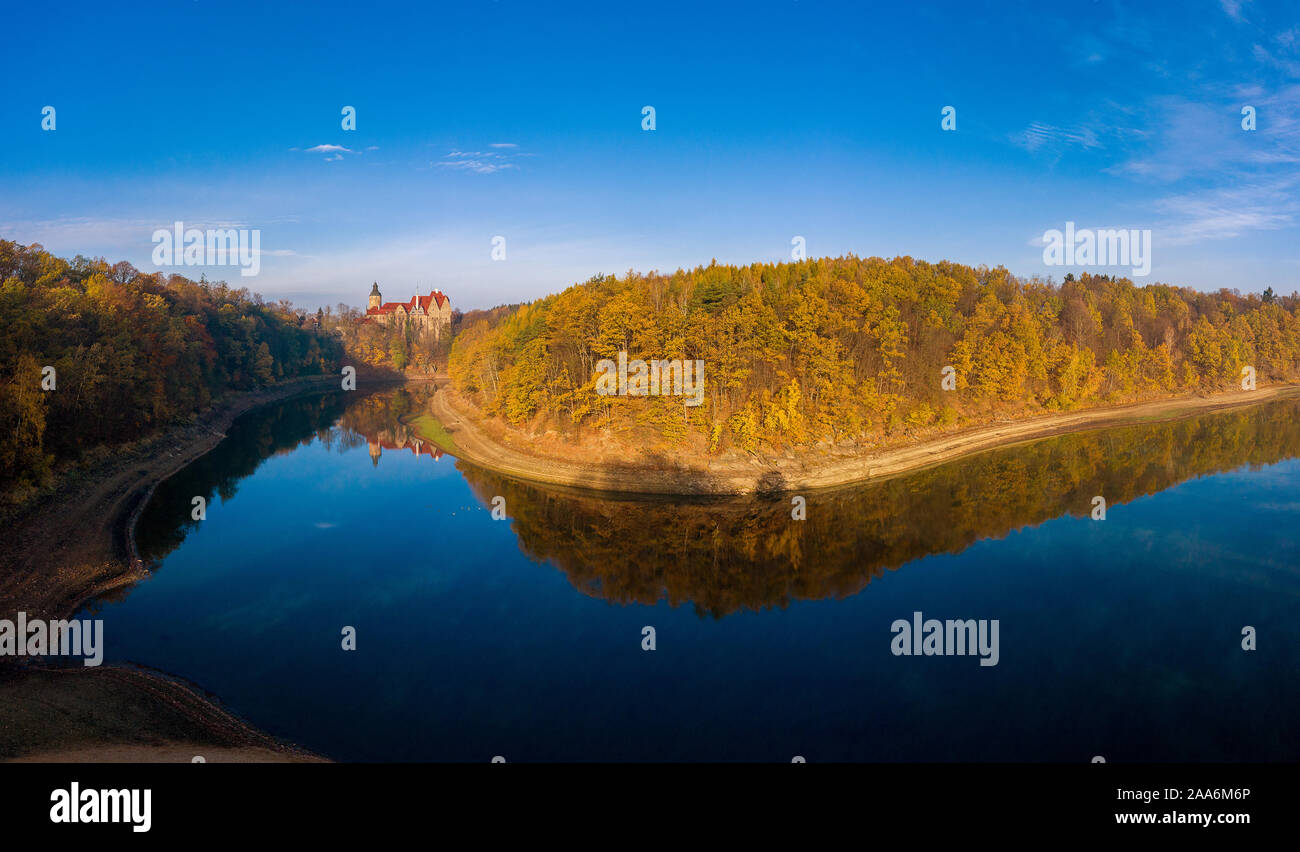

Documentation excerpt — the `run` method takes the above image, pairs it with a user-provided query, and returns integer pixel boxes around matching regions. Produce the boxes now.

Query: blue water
[83,390,1300,761]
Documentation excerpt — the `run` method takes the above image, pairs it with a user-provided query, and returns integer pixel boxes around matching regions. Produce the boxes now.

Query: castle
[364,283,452,338]
[365,425,444,467]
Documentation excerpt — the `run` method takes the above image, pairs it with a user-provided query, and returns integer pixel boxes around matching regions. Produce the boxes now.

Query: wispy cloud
[1277,27,1300,51]
[297,143,361,162]
[1010,120,1103,154]
[997,6,1300,280]
[0,216,303,267]
[1220,0,1248,23]
[1252,41,1300,77]
[434,146,529,174]
[1111,86,1300,174]
[1154,177,1300,244]
[1111,82,1300,245]
[266,224,652,310]
[0,216,164,255]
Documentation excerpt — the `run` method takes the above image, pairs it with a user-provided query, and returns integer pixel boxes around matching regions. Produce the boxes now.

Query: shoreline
[0,372,405,623]
[429,383,1300,496]
[0,664,327,763]
[0,373,402,764]
[5,372,1297,762]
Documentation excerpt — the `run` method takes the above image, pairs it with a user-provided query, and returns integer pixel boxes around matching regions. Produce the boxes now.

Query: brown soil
[431,383,1300,495]
[0,373,401,621]
[0,665,326,762]
[0,372,404,763]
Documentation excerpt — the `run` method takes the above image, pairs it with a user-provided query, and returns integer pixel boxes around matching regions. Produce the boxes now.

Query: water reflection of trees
[458,399,1300,617]
[136,388,1300,618]
[138,387,439,563]
[136,392,355,562]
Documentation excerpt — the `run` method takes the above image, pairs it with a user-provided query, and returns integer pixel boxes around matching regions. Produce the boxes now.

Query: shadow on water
[455,397,1300,616]
[107,387,1300,761]
[134,387,1300,618]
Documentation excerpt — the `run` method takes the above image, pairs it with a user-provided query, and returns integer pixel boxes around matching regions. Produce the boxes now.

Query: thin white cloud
[1154,176,1300,245]
[1220,0,1248,23]
[302,144,365,162]
[1100,86,1300,247]
[1252,42,1300,77]
[1010,121,1103,154]
[435,147,528,174]
[1111,86,1300,181]
[0,217,161,254]
[265,225,651,310]
[437,159,516,174]
[0,216,303,270]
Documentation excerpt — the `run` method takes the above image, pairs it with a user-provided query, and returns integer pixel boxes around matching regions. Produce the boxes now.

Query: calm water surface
[84,387,1300,761]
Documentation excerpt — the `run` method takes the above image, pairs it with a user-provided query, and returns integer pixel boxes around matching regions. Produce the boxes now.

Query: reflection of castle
[365,426,444,467]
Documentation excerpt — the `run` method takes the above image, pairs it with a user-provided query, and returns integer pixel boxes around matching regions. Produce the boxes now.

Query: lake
[87,386,1300,761]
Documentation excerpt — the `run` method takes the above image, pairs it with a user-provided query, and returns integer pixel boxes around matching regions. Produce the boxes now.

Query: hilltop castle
[364,283,452,338]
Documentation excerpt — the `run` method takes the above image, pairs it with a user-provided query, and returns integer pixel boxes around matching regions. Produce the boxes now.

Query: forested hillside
[0,240,344,495]
[450,256,1300,454]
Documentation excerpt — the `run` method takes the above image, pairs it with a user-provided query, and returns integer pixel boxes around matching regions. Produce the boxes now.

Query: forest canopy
[0,239,344,495]
[449,256,1300,454]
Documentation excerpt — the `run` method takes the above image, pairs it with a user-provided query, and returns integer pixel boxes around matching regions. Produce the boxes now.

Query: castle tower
[368,282,382,311]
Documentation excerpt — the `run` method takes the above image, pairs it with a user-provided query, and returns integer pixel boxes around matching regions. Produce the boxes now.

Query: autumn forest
[449,256,1300,455]
[6,240,1300,499]
[0,240,343,498]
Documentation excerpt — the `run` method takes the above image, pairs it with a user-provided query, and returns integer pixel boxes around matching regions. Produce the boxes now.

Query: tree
[423,254,1300,456]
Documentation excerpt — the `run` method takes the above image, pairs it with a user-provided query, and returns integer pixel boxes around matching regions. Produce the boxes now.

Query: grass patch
[411,414,459,454]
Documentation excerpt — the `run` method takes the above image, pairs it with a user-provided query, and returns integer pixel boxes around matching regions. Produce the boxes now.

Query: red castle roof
[365,289,449,317]
[366,431,444,462]
[373,438,443,460]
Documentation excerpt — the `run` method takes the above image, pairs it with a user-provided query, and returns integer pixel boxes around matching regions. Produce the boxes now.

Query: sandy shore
[5,374,1295,762]
[0,373,398,763]
[0,374,408,621]
[0,666,326,763]
[430,383,1300,495]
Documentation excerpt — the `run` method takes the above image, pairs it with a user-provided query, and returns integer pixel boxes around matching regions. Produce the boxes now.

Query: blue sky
[2,0,1298,310]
